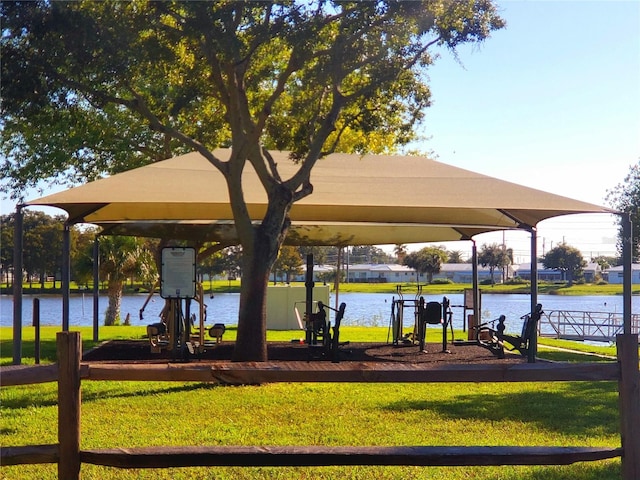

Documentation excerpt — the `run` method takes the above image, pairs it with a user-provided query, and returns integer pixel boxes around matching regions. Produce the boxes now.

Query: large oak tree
[1,1,504,360]
[542,243,586,286]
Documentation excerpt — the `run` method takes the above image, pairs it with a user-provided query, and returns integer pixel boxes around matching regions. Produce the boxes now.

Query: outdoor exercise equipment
[416,296,454,353]
[387,287,454,352]
[140,281,222,357]
[308,301,349,362]
[475,304,544,359]
[387,285,423,345]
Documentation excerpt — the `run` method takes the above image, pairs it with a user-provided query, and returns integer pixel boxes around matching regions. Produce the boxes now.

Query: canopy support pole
[12,205,24,365]
[471,240,479,332]
[335,247,342,312]
[305,254,314,345]
[622,212,632,334]
[93,237,100,342]
[529,227,538,363]
[62,224,71,331]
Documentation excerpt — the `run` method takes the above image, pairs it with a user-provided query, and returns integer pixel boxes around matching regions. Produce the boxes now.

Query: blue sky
[2,1,638,262]
[402,0,640,261]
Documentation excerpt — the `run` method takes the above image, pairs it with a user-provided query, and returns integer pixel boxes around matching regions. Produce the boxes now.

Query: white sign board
[161,247,196,299]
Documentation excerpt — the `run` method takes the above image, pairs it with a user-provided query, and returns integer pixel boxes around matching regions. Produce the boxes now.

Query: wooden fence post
[617,333,640,480]
[57,331,81,480]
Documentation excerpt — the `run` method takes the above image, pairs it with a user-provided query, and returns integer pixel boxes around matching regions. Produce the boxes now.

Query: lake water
[2,291,638,338]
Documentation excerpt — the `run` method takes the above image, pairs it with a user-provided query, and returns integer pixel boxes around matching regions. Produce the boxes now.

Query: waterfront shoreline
[1,281,637,297]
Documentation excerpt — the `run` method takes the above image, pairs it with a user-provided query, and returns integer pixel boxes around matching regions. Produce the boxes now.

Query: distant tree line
[3,212,625,294]
[0,213,398,292]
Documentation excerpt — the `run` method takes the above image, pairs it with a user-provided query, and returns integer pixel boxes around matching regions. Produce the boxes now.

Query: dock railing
[539,310,640,342]
[1,332,639,479]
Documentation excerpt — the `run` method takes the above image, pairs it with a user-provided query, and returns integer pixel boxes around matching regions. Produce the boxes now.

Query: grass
[536,337,618,361]
[1,327,626,479]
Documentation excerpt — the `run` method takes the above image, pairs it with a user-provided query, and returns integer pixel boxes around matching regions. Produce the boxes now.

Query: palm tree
[448,250,464,263]
[394,244,408,264]
[478,243,511,286]
[403,246,448,284]
[99,236,156,325]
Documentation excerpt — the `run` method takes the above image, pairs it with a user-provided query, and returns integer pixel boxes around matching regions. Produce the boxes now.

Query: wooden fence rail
[2,444,624,469]
[1,361,621,387]
[1,332,638,479]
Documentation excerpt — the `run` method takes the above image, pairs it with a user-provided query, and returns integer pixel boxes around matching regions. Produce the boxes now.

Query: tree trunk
[232,241,272,362]
[104,280,123,326]
[228,152,296,361]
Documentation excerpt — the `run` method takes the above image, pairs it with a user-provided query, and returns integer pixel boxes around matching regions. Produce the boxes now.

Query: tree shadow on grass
[381,382,620,437]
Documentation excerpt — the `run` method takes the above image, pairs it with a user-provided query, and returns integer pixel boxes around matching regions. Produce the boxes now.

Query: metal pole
[12,205,24,365]
[33,298,40,364]
[93,237,100,342]
[622,212,632,335]
[529,227,538,363]
[305,254,314,344]
[335,247,341,312]
[471,240,479,333]
[62,223,71,331]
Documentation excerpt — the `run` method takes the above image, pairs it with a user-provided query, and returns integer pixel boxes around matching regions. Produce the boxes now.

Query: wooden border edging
[79,445,622,468]
[82,361,621,384]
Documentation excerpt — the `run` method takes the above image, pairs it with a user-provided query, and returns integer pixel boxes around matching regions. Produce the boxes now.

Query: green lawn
[0,327,624,479]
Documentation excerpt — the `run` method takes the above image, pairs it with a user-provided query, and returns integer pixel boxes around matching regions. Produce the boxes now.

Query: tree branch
[286,84,345,192]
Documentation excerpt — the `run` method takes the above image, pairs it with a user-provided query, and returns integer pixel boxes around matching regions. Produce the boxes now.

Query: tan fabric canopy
[26,150,614,245]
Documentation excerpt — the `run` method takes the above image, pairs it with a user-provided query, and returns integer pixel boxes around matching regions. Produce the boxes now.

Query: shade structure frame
[25,149,614,246]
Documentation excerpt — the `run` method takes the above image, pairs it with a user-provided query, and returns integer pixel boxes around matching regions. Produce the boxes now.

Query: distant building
[582,262,603,283]
[604,264,640,284]
[296,263,510,284]
[513,263,562,282]
[433,263,508,284]
[344,264,416,283]
[290,264,335,283]
[291,261,634,284]
[514,262,601,282]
